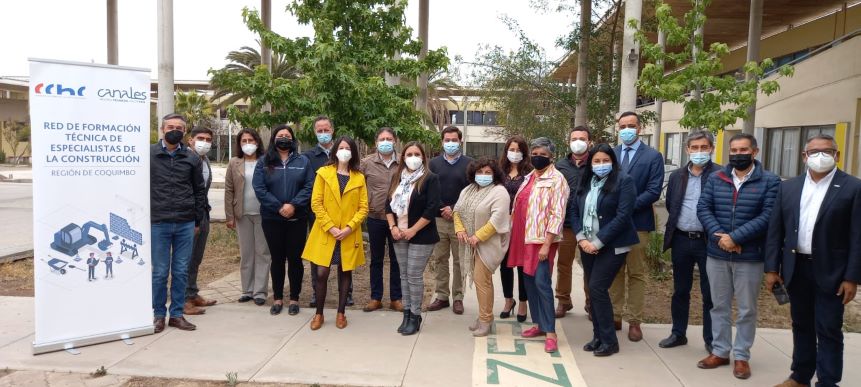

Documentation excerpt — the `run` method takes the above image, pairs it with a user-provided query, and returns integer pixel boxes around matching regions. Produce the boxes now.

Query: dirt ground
[122,376,333,387]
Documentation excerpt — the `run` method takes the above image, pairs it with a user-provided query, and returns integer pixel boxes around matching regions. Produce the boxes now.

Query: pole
[573,0,591,127]
[261,0,272,117]
[655,29,666,146]
[691,0,703,102]
[742,0,763,135]
[416,0,429,113]
[107,0,118,65]
[156,0,175,134]
[617,0,642,114]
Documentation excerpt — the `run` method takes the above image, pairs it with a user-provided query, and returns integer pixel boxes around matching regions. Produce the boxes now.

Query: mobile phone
[772,282,790,305]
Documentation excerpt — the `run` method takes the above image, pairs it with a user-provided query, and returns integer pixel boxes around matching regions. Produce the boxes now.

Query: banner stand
[33,325,153,355]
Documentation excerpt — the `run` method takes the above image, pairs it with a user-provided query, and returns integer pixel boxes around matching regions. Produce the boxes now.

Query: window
[484,111,498,125]
[467,111,484,125]
[663,132,685,167]
[450,111,464,125]
[465,142,505,159]
[765,125,835,178]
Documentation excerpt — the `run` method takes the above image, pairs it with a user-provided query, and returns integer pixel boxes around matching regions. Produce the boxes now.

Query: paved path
[0,182,33,260]
[2,263,861,386]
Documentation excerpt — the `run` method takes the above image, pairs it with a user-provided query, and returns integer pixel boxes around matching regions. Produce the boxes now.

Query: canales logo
[33,83,86,97]
[97,86,148,103]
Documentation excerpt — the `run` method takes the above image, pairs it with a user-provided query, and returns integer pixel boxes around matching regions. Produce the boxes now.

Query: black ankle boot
[402,313,421,335]
[397,310,412,333]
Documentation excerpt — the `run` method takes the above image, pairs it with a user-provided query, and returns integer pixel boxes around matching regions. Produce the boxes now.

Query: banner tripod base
[63,343,80,355]
[121,334,134,346]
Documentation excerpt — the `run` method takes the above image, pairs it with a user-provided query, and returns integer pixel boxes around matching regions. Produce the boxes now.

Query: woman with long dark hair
[497,135,532,321]
[385,141,441,335]
[252,124,315,316]
[571,143,638,357]
[225,128,271,305]
[302,136,368,330]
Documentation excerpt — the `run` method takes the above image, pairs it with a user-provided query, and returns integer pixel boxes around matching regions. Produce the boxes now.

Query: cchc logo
[34,83,86,97]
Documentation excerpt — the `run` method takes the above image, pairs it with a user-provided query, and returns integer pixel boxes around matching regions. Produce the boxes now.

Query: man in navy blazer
[609,111,665,342]
[765,134,861,387]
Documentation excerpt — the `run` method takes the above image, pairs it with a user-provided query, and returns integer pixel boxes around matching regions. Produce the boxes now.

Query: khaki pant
[431,217,463,301]
[555,227,588,306]
[237,214,271,299]
[474,259,494,323]
[609,231,649,323]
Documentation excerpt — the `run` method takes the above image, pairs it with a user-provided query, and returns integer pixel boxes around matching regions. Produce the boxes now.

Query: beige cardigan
[453,184,511,277]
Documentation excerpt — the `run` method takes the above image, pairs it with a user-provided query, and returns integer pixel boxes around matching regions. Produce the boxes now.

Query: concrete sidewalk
[2,264,860,386]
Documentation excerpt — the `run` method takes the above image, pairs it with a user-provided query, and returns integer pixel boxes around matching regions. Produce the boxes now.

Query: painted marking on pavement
[472,320,586,386]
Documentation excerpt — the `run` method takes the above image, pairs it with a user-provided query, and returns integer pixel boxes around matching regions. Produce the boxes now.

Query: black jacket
[555,154,588,228]
[386,173,441,245]
[303,145,330,173]
[150,142,207,225]
[570,174,640,250]
[765,169,861,291]
[252,153,315,221]
[662,161,722,251]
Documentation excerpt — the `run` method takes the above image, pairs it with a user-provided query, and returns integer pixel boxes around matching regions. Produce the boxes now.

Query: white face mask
[194,141,211,155]
[507,150,523,163]
[336,149,352,162]
[806,152,836,173]
[569,140,588,155]
[405,156,423,171]
[241,143,257,156]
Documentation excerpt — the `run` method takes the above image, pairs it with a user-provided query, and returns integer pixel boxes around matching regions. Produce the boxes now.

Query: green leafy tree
[174,90,215,129]
[209,0,449,145]
[634,0,793,132]
[210,45,301,109]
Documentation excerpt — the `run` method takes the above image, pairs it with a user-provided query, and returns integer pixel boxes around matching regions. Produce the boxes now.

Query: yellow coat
[302,165,368,270]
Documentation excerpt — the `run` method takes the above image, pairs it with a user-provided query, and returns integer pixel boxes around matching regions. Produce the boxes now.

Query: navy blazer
[765,169,861,291]
[662,161,722,251]
[615,142,665,232]
[570,174,640,250]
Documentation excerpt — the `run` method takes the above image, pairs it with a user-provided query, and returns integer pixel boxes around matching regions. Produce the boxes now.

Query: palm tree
[210,45,301,109]
[424,69,460,131]
[174,90,213,129]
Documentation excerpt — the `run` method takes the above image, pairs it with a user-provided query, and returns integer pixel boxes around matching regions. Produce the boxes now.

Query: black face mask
[531,155,551,170]
[163,129,184,145]
[275,138,294,151]
[729,153,754,170]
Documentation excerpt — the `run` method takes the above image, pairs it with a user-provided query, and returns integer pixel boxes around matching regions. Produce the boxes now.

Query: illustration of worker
[86,253,99,281]
[104,252,114,279]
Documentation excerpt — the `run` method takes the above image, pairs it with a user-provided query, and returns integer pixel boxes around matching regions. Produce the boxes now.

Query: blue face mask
[475,174,493,187]
[619,128,638,145]
[689,151,711,166]
[593,163,613,177]
[377,140,394,154]
[443,141,460,155]
[316,132,332,144]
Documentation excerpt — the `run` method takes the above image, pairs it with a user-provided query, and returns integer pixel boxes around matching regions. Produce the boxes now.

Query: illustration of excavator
[50,221,112,256]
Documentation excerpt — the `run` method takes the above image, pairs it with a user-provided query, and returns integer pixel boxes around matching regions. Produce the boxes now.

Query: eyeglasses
[618,124,637,130]
[803,149,837,157]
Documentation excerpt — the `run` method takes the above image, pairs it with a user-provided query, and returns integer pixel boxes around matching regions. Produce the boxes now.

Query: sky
[0,0,575,82]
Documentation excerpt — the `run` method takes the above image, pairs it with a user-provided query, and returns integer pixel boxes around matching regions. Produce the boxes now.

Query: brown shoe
[336,313,348,329]
[697,354,730,369]
[153,317,165,333]
[733,360,751,379]
[628,322,643,342]
[774,378,808,387]
[554,303,573,318]
[167,316,196,331]
[389,300,404,312]
[183,301,206,315]
[453,300,464,315]
[427,299,450,311]
[614,320,622,331]
[310,314,324,330]
[363,300,383,312]
[189,295,217,307]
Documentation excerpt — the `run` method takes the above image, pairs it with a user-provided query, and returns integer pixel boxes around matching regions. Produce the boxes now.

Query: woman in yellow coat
[302,136,368,330]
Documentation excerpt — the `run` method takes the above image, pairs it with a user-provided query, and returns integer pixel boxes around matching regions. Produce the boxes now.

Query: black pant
[581,247,626,346]
[789,257,845,387]
[262,218,307,301]
[367,218,401,301]
[186,213,210,299]
[670,231,712,344]
[499,252,527,301]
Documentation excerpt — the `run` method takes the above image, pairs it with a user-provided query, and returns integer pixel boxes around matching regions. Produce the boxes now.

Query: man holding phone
[765,134,861,387]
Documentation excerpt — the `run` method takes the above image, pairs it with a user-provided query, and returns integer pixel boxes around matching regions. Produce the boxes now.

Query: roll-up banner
[28,58,153,354]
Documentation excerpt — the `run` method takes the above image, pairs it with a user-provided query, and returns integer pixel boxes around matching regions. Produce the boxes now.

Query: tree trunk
[574,0,591,127]
[416,0,429,113]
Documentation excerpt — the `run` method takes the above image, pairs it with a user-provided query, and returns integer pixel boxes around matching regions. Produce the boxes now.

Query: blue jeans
[151,221,195,318]
[524,260,555,334]
[367,218,401,301]
[706,257,763,361]
[670,233,713,344]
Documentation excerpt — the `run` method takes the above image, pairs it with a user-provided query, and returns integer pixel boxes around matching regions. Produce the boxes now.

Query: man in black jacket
[766,134,861,387]
[150,113,206,333]
[659,131,721,353]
